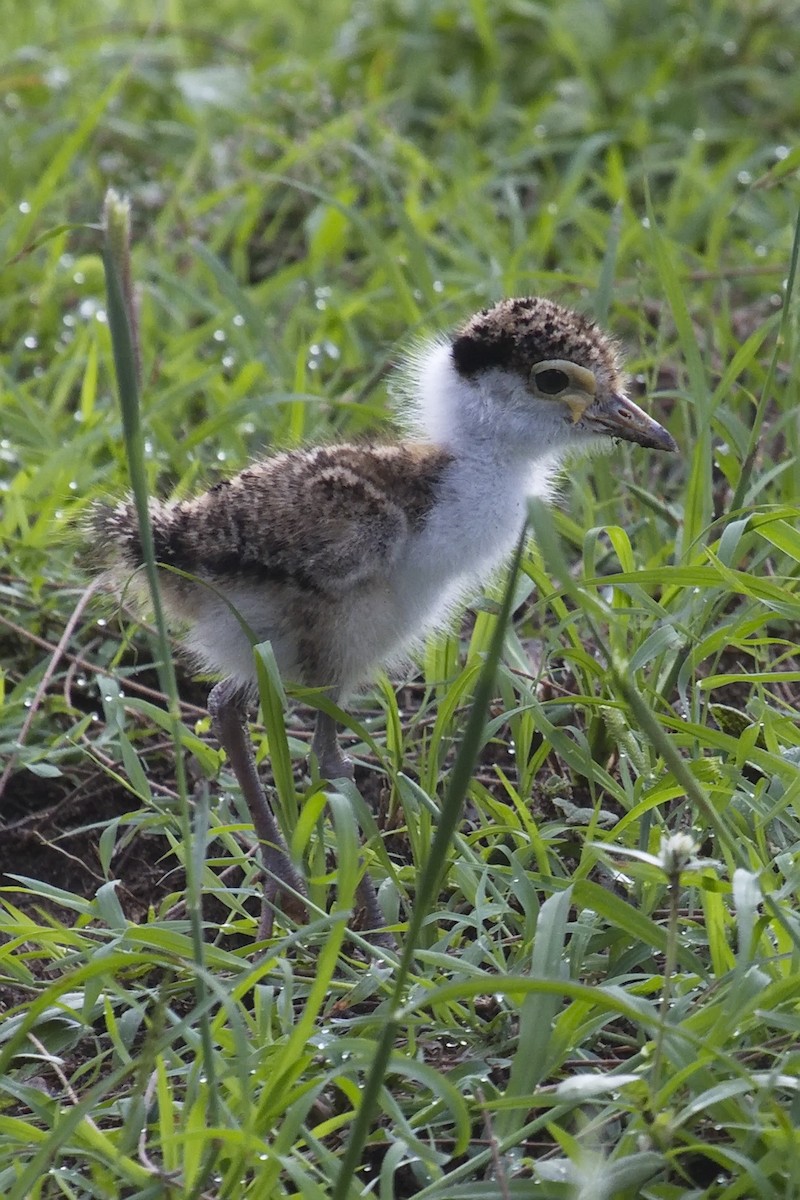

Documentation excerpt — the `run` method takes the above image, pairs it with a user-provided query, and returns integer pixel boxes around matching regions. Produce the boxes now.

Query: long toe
[355,872,396,951]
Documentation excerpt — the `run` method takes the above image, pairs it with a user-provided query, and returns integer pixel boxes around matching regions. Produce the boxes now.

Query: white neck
[393,340,568,592]
[397,339,572,465]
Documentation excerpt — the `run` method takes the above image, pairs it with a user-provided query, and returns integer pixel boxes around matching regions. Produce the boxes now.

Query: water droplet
[79,298,102,320]
[774,145,789,161]
[213,329,225,342]
[45,65,70,89]
[23,334,38,350]
[737,170,751,186]
[692,127,706,141]
[232,313,245,327]
[19,200,31,214]
[433,279,444,293]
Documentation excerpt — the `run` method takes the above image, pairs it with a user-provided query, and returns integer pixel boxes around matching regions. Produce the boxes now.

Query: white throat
[390,339,569,601]
[396,337,568,484]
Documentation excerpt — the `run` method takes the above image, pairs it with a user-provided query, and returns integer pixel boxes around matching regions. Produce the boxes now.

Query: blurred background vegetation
[1,2,799,1196]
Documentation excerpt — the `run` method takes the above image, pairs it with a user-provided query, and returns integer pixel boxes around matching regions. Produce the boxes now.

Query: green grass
[2,1,800,1196]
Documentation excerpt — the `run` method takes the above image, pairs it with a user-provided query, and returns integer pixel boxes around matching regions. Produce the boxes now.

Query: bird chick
[93,296,676,941]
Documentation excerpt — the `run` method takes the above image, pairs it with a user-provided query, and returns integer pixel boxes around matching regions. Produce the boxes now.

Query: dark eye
[534,368,570,395]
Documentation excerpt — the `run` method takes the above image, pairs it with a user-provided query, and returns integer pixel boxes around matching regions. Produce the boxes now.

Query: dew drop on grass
[23,334,38,349]
[433,279,444,293]
[233,313,245,326]
[45,65,70,89]
[774,145,789,160]
[213,329,225,342]
[692,127,706,141]
[222,354,235,369]
[19,200,31,214]
[737,170,752,185]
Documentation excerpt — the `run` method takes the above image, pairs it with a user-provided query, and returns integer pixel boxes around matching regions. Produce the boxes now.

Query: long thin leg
[312,710,396,951]
[311,709,352,780]
[355,873,396,951]
[208,678,308,939]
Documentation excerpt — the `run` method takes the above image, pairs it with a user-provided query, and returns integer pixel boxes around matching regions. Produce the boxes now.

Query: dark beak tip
[648,428,678,453]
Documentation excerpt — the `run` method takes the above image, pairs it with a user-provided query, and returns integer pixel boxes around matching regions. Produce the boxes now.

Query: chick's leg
[312,708,396,951]
[209,678,308,939]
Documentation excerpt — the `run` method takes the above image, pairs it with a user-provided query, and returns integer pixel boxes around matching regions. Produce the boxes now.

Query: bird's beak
[588,392,677,452]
